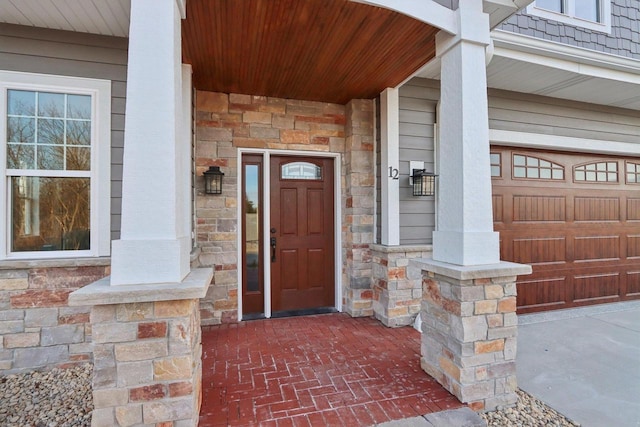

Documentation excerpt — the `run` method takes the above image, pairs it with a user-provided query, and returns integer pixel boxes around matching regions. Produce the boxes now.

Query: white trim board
[489,129,640,156]
[236,148,343,321]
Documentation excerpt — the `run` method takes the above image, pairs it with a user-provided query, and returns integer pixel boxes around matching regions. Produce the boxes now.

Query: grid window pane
[37,119,65,145]
[67,121,91,146]
[7,144,35,169]
[66,147,91,171]
[8,90,35,116]
[7,117,35,143]
[552,169,564,180]
[67,95,91,119]
[37,145,64,170]
[38,92,65,117]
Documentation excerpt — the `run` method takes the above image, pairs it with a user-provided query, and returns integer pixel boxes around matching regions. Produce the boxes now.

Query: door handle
[270,237,277,262]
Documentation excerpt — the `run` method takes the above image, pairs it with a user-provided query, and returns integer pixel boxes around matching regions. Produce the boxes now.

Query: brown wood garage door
[491,146,640,313]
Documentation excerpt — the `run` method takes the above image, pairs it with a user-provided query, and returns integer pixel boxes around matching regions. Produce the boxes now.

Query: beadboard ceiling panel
[182,0,439,104]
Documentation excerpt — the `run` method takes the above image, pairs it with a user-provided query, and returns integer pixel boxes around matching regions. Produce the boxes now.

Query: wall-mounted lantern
[411,169,436,197]
[204,166,224,195]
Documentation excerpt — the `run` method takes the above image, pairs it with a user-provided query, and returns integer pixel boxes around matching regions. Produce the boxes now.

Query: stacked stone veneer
[0,263,109,372]
[194,91,375,323]
[416,258,531,412]
[371,245,432,327]
[342,99,375,317]
[90,299,202,427]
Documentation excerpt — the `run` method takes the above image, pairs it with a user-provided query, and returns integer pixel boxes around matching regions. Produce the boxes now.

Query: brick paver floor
[199,313,463,426]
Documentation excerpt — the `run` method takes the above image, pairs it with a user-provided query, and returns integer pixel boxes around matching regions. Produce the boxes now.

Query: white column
[380,88,400,246]
[431,0,500,266]
[111,0,191,285]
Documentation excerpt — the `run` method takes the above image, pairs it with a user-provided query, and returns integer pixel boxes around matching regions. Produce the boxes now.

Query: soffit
[417,31,640,111]
[0,0,130,37]
[181,0,439,104]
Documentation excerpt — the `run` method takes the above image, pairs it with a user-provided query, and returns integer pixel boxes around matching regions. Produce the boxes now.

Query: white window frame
[527,0,611,34]
[0,70,111,259]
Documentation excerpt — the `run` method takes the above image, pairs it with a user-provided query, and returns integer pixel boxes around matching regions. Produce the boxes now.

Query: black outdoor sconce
[204,166,224,195]
[411,169,437,197]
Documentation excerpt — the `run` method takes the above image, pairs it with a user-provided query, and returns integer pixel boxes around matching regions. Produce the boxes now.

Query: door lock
[270,237,277,262]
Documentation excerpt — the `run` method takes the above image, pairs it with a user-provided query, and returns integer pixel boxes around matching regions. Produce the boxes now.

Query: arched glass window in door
[281,162,322,180]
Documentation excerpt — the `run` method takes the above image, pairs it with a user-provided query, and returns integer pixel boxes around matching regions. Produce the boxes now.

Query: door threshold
[271,307,338,319]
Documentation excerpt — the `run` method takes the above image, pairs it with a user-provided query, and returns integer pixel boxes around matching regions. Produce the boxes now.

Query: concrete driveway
[517,301,640,427]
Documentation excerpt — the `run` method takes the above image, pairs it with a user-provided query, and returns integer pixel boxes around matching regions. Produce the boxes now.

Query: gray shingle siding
[500,0,640,59]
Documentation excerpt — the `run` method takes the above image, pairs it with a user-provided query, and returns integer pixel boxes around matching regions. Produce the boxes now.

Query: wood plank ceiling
[182,0,439,104]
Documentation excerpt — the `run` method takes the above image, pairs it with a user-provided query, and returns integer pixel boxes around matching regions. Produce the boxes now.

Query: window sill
[0,257,111,270]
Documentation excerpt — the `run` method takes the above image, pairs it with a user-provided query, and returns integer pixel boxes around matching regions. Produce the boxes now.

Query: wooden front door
[269,156,335,313]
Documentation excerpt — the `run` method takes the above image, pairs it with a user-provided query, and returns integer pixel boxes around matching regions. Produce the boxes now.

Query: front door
[269,156,335,313]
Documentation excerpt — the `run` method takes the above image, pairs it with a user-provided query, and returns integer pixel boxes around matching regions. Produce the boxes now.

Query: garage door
[491,146,640,314]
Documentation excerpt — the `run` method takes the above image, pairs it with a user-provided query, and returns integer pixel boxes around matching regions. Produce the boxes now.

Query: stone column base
[370,244,432,327]
[69,268,212,427]
[412,258,531,412]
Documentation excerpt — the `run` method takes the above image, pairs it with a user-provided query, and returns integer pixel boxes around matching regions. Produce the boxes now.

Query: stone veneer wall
[0,262,110,372]
[371,245,432,327]
[89,299,202,426]
[194,92,375,324]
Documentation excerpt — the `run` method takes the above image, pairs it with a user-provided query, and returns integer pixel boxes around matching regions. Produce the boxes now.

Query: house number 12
[388,166,399,180]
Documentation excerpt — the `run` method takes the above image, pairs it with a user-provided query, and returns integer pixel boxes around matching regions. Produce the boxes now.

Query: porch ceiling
[181,0,439,104]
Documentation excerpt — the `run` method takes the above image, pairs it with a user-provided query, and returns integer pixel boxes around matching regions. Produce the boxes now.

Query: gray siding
[398,80,438,245]
[0,23,128,241]
[499,0,640,59]
[488,88,640,143]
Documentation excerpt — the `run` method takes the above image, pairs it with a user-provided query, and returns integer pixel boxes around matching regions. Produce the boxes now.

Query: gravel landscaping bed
[481,389,580,427]
[0,364,92,427]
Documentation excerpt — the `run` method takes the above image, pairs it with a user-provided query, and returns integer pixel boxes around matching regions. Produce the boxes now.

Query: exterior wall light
[204,166,224,194]
[411,169,436,197]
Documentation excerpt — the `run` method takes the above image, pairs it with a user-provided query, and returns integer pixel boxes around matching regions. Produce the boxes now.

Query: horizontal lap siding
[398,80,438,245]
[488,88,640,144]
[0,23,128,240]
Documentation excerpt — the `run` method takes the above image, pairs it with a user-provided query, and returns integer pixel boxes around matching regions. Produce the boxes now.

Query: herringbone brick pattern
[199,313,462,426]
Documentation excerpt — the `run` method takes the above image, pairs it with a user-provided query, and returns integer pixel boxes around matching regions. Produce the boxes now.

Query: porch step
[374,408,486,427]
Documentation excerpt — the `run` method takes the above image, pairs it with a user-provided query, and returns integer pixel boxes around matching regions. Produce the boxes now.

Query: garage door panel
[517,276,568,312]
[627,235,640,258]
[493,195,504,223]
[573,272,620,303]
[573,235,620,262]
[627,271,640,297]
[628,199,640,221]
[574,197,620,222]
[513,195,566,222]
[512,237,566,265]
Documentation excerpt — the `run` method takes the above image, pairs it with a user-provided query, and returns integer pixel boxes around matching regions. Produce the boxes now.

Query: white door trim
[237,148,342,321]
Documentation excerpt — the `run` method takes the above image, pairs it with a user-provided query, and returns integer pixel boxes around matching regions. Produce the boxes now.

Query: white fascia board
[350,0,458,34]
[492,30,640,76]
[490,129,640,156]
